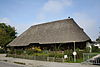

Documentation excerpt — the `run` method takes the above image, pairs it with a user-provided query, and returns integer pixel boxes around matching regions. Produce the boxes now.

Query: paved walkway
[0,61,26,67]
[0,54,99,67]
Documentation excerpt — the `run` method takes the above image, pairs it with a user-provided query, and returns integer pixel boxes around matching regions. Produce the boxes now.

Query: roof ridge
[32,18,74,27]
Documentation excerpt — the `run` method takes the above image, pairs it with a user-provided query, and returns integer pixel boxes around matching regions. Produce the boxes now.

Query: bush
[64,49,73,55]
[8,49,24,55]
[76,48,84,59]
[33,53,49,56]
[92,46,100,53]
[25,49,34,55]
[55,53,64,58]
[48,52,64,58]
[8,49,14,54]
[34,47,42,52]
[15,50,24,55]
[86,47,90,53]
[0,48,5,53]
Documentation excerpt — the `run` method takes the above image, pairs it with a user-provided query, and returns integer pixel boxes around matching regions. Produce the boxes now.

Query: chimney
[68,16,70,18]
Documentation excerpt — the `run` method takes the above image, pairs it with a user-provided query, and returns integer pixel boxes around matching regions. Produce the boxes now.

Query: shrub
[15,50,24,55]
[25,49,34,55]
[48,52,64,58]
[85,47,90,53]
[34,47,42,52]
[92,46,100,53]
[8,49,14,54]
[0,48,5,53]
[8,49,24,55]
[33,53,49,56]
[64,49,73,55]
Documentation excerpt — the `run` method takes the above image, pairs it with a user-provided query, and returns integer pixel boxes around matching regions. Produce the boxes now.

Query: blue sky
[0,0,100,41]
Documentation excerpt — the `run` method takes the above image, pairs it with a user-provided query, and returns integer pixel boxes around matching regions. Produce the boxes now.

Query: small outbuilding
[8,17,91,50]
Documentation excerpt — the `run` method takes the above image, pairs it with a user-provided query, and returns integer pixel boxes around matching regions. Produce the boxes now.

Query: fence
[7,54,65,62]
[83,53,100,65]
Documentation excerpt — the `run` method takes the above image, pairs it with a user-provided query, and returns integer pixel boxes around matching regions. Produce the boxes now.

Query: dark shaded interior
[9,41,91,51]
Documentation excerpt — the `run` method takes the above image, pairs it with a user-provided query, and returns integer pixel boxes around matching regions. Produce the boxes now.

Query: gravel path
[0,61,27,67]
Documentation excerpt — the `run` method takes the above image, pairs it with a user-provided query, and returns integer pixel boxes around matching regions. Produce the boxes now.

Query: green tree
[96,27,100,43]
[96,36,100,43]
[0,23,17,49]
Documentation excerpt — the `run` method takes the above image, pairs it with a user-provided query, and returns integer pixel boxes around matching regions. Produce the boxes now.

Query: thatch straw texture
[8,18,90,46]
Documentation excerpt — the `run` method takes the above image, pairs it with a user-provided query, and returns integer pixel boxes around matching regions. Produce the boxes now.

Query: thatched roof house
[8,18,91,49]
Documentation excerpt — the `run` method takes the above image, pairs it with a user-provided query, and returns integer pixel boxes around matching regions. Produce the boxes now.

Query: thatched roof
[8,18,91,46]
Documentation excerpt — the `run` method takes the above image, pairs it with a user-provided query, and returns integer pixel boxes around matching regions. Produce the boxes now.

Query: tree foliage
[96,36,100,43]
[96,28,100,43]
[0,23,17,48]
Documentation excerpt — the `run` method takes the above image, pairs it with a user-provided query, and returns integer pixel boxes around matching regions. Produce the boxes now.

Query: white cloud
[36,13,46,21]
[0,18,10,24]
[37,0,72,20]
[15,23,31,36]
[43,0,72,13]
[73,12,97,40]
[0,18,30,36]
[74,13,96,30]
